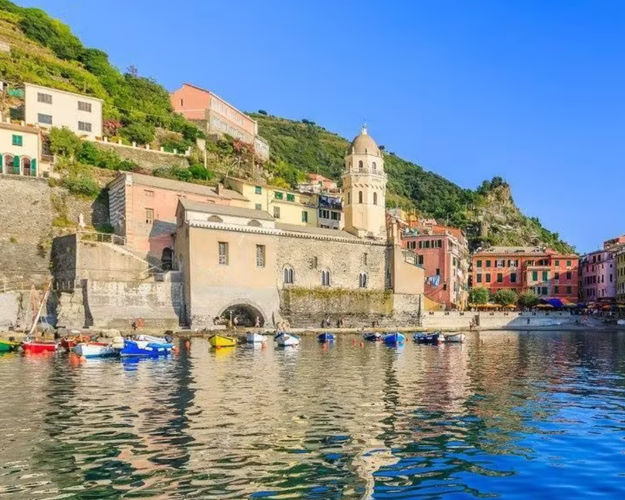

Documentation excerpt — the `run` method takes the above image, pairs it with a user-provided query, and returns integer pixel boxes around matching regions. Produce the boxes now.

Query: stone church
[174,127,425,328]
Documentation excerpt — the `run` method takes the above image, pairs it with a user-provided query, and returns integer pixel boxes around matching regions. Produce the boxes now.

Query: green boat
[0,339,20,352]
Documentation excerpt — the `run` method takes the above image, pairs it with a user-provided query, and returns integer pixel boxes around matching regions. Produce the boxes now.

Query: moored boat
[413,332,442,344]
[275,332,300,347]
[246,332,265,344]
[74,342,118,358]
[22,340,57,353]
[363,332,382,342]
[60,334,91,351]
[0,339,20,352]
[209,334,237,348]
[119,338,173,357]
[318,332,335,343]
[383,332,405,345]
[443,333,466,343]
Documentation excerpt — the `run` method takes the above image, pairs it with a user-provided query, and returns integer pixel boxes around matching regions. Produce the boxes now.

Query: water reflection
[1,331,625,497]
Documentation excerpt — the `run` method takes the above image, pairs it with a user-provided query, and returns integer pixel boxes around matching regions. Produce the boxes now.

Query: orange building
[470,246,579,303]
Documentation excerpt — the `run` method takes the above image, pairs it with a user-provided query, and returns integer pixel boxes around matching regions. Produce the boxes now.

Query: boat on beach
[209,334,237,348]
[413,332,443,344]
[246,332,265,344]
[363,332,382,342]
[318,332,335,343]
[275,332,300,347]
[383,332,405,346]
[22,339,57,353]
[0,339,20,352]
[74,342,117,358]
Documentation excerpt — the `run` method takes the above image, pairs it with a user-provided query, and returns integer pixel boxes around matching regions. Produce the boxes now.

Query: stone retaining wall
[94,142,189,171]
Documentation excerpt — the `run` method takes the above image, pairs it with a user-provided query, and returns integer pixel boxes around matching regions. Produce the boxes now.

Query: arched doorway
[161,247,173,270]
[22,157,31,176]
[4,154,14,174]
[220,303,265,327]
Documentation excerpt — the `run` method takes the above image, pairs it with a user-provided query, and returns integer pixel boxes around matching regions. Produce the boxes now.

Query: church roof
[275,223,360,239]
[179,199,275,221]
[349,125,380,156]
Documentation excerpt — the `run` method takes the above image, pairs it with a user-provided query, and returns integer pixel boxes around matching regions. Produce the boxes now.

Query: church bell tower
[342,125,387,240]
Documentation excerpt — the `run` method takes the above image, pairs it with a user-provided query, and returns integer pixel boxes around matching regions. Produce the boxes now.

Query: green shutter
[0,154,3,173]
[30,159,37,176]
[12,155,19,174]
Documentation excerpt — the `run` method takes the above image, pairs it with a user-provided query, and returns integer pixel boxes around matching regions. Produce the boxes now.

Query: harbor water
[1,330,625,498]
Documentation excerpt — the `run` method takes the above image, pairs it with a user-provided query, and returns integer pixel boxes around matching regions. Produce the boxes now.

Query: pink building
[107,172,248,268]
[580,235,625,302]
[170,83,258,145]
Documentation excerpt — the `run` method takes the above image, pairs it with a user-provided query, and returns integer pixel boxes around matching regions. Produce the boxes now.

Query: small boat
[318,332,335,343]
[0,339,20,352]
[209,334,237,348]
[74,342,118,358]
[246,332,266,344]
[383,332,405,345]
[119,337,173,357]
[443,333,466,343]
[363,332,382,342]
[413,332,442,344]
[22,339,57,353]
[275,332,300,347]
[60,334,91,351]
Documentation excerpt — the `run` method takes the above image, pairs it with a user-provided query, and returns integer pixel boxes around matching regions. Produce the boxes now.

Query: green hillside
[0,0,574,253]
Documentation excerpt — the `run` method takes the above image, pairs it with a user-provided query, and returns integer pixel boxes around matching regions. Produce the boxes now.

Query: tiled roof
[180,199,274,221]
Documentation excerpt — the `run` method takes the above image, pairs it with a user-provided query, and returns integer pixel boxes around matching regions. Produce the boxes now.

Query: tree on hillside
[518,291,539,309]
[469,287,490,305]
[49,127,81,159]
[493,289,517,306]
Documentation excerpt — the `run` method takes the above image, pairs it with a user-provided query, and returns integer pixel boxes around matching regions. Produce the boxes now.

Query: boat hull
[74,342,118,358]
[275,333,300,347]
[209,335,237,348]
[413,333,442,344]
[363,333,382,342]
[444,333,466,343]
[22,341,56,353]
[318,333,335,343]
[119,339,172,357]
[0,340,19,352]
[246,333,265,343]
[383,333,405,345]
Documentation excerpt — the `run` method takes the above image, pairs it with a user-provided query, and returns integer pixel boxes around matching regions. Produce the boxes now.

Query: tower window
[321,270,331,287]
[359,272,368,288]
[372,161,376,172]
[284,266,294,284]
[358,160,363,171]
[373,192,377,205]
[358,191,363,204]
[347,192,351,204]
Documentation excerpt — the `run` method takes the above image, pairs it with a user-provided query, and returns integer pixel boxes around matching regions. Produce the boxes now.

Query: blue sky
[16,0,625,252]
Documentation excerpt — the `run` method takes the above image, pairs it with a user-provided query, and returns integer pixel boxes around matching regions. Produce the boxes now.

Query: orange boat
[60,335,91,351]
[22,340,57,353]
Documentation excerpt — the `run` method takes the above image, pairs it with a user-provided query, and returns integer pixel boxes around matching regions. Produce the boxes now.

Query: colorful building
[580,236,625,303]
[0,121,51,177]
[170,83,269,160]
[24,82,103,140]
[297,173,339,193]
[616,247,625,302]
[402,221,469,309]
[107,172,247,267]
[471,246,579,303]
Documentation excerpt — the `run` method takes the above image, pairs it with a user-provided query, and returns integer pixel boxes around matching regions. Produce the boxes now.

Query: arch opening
[220,303,265,327]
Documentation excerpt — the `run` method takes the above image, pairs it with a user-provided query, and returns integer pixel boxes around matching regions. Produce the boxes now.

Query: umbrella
[536,303,554,309]
[547,298,564,308]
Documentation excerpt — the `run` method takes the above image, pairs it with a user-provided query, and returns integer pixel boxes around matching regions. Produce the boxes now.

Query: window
[417,255,424,265]
[37,92,52,104]
[359,272,368,288]
[312,256,318,269]
[358,160,363,170]
[38,113,52,125]
[566,260,572,267]
[358,191,363,204]
[497,273,503,283]
[373,192,377,205]
[542,286,548,295]
[301,211,308,223]
[331,212,340,220]
[510,273,517,283]
[273,206,280,219]
[11,135,22,146]
[477,273,482,283]
[255,203,262,211]
[274,191,283,200]
[256,245,265,267]
[145,208,154,224]
[542,271,548,281]
[436,268,441,275]
[144,189,154,197]
[555,260,560,266]
[363,253,368,265]
[255,186,262,194]
[485,273,491,283]
[284,267,294,284]
[347,192,351,205]
[477,260,482,268]
[321,270,331,286]
[486,260,491,268]
[218,242,229,265]
[554,271,560,280]
[180,98,184,106]
[78,101,92,112]
[78,121,92,132]
[554,286,559,294]
[532,271,538,281]
[372,161,377,171]
[566,286,572,294]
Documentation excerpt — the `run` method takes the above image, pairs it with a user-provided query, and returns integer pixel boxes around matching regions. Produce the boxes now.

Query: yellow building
[616,248,625,302]
[0,121,51,177]
[224,178,318,227]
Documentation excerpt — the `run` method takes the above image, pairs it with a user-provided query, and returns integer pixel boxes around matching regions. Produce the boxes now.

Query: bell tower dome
[342,125,387,239]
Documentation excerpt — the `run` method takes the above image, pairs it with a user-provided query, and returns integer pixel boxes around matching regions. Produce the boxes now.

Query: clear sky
[15,0,625,253]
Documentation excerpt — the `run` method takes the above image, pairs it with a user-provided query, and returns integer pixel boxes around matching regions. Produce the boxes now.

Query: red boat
[22,341,57,353]
[60,335,90,351]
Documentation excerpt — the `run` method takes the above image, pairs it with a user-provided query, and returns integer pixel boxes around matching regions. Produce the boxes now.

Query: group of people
[321,316,346,328]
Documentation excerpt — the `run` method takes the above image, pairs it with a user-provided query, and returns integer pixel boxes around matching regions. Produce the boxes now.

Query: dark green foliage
[258,110,268,115]
[119,121,155,145]
[492,289,517,306]
[17,7,83,60]
[469,287,490,304]
[518,292,539,308]
[188,164,214,181]
[49,127,81,158]
[77,142,135,171]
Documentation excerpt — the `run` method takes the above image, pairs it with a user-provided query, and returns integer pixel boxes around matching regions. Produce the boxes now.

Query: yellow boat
[208,334,237,348]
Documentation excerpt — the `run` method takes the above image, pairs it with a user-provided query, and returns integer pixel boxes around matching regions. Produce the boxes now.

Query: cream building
[174,127,425,328]
[0,121,51,177]
[24,83,103,140]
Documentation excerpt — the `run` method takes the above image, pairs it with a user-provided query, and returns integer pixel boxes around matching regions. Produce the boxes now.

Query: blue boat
[318,332,335,343]
[119,335,173,358]
[363,332,382,342]
[413,332,442,345]
[383,332,405,345]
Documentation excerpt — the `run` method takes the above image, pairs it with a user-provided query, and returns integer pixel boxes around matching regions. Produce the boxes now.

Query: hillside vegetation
[0,0,574,253]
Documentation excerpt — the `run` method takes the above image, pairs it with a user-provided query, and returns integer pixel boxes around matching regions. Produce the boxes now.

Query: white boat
[246,332,266,343]
[444,333,466,343]
[275,332,300,347]
[74,342,118,358]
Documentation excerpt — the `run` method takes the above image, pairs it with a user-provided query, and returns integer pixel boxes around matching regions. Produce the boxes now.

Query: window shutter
[31,159,37,175]
[13,155,19,173]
